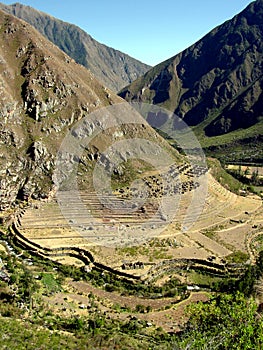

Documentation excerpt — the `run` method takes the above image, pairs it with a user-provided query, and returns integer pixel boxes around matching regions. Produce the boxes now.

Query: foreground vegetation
[179,292,263,349]
[1,291,262,350]
[1,233,263,349]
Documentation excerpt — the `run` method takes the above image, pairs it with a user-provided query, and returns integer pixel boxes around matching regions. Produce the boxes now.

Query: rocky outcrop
[0,10,122,210]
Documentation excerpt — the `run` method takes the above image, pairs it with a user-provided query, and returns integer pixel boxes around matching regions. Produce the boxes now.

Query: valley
[0,167,262,344]
[0,1,262,349]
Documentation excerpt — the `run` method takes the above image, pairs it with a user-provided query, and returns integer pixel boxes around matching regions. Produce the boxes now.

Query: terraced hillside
[15,168,262,279]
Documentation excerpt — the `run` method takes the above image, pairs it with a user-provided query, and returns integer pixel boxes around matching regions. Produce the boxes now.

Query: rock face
[0,2,151,92]
[0,10,123,210]
[119,0,263,161]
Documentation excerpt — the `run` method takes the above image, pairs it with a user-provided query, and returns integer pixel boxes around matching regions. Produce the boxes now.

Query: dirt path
[69,280,180,310]
[138,291,210,332]
[67,280,209,332]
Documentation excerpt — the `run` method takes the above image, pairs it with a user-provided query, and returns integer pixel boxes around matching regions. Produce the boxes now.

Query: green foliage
[226,250,249,264]
[0,317,80,350]
[207,158,243,193]
[117,240,174,260]
[0,315,158,350]
[202,130,263,164]
[188,271,225,288]
[236,265,259,296]
[177,292,263,349]
[41,273,61,293]
[215,251,263,296]
[83,267,185,300]
[1,252,37,303]
[227,165,263,187]
[2,240,263,349]
[17,267,37,302]
[135,304,145,313]
[201,229,215,239]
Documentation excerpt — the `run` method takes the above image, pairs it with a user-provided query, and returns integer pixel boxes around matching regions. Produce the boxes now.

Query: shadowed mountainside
[119,0,263,162]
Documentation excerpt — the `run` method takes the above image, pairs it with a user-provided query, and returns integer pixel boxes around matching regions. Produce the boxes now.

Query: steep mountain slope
[0,10,182,214]
[119,0,263,162]
[0,2,151,92]
[0,9,122,211]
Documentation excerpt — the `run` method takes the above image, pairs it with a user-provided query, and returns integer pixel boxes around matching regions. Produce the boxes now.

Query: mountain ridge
[119,0,263,162]
[0,9,181,213]
[0,8,122,210]
[0,2,151,92]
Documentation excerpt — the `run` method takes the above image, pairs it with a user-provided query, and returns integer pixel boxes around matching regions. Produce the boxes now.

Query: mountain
[0,11,124,213]
[0,9,121,211]
[0,2,151,92]
[0,10,181,213]
[119,0,263,163]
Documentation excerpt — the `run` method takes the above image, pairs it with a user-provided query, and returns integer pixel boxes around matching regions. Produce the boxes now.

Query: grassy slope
[207,157,244,193]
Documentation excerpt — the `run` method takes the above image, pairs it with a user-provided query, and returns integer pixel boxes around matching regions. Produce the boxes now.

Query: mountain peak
[119,0,263,162]
[0,2,151,92]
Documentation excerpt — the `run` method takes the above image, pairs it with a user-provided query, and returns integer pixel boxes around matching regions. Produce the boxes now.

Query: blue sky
[1,0,254,65]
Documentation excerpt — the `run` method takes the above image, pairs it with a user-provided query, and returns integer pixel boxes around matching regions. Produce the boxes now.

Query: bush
[177,292,263,349]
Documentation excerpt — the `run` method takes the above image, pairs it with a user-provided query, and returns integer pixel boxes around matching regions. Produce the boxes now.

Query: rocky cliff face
[0,10,123,211]
[0,2,151,92]
[119,0,263,160]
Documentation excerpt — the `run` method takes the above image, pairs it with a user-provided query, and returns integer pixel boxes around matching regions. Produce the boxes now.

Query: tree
[176,292,263,349]
[251,169,259,185]
[244,167,250,176]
